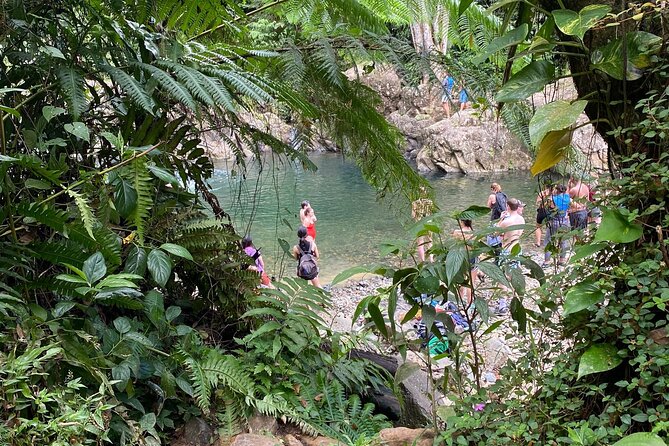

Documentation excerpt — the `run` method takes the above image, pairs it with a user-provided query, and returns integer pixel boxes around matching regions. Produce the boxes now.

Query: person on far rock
[459,82,470,111]
[441,72,455,118]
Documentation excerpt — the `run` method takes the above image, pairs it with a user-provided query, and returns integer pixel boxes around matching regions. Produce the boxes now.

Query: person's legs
[543,221,555,264]
[310,277,322,288]
[416,236,426,262]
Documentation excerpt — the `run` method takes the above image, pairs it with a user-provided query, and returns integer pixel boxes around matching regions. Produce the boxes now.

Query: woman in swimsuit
[303,206,317,240]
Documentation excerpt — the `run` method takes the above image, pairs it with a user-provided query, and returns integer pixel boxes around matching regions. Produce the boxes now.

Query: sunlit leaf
[473,24,529,64]
[553,5,611,40]
[563,281,605,316]
[530,129,573,175]
[594,208,642,243]
[64,122,90,142]
[577,343,622,379]
[591,31,662,80]
[612,433,667,446]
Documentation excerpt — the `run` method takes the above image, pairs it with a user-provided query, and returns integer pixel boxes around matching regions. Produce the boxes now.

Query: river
[211,154,542,282]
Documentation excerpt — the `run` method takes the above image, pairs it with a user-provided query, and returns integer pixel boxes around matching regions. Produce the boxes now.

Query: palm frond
[67,189,96,239]
[130,158,153,245]
[102,65,156,114]
[135,62,197,110]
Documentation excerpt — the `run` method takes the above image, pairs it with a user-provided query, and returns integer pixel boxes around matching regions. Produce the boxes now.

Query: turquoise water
[210,154,540,282]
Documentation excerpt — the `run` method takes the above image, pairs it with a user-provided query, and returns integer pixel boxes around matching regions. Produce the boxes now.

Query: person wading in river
[292,225,321,288]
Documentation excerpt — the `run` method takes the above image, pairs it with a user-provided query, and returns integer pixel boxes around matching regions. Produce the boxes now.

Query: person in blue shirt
[441,73,455,117]
[459,83,470,111]
[543,184,571,267]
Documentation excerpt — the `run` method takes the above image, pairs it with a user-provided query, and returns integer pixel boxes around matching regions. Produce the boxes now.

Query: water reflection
[210,154,542,282]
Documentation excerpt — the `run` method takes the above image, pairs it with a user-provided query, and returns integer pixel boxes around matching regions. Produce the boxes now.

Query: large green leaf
[160,243,193,261]
[453,205,491,221]
[125,245,147,276]
[612,433,667,446]
[553,5,611,40]
[570,242,608,262]
[114,177,137,218]
[64,122,90,143]
[473,24,529,65]
[591,31,662,80]
[594,208,642,243]
[563,281,605,316]
[530,100,587,147]
[445,246,467,285]
[496,61,555,103]
[367,302,388,338]
[147,249,172,287]
[577,343,622,379]
[83,252,106,285]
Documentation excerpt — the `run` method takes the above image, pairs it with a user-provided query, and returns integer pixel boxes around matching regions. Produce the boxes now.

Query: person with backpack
[292,225,321,288]
[542,184,571,268]
[487,183,508,221]
[242,235,271,286]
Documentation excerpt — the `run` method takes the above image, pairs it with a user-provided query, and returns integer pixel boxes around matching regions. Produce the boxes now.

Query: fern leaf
[158,61,214,105]
[56,66,88,120]
[67,189,96,239]
[16,202,68,233]
[135,62,197,110]
[130,158,153,245]
[103,65,156,114]
[190,69,236,112]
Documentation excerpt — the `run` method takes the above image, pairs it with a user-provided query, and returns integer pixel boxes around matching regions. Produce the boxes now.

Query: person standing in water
[292,225,321,288]
[300,200,317,240]
[412,186,436,263]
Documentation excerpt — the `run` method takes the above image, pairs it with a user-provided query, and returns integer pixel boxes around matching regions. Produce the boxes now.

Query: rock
[300,436,344,446]
[376,427,436,446]
[172,418,214,446]
[284,434,305,446]
[229,433,281,446]
[248,414,278,435]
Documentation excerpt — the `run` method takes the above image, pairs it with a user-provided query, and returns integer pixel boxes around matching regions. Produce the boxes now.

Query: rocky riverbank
[203,67,608,176]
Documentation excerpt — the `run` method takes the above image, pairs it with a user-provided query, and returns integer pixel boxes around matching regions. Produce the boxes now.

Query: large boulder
[376,427,436,446]
[228,433,281,446]
[415,113,532,174]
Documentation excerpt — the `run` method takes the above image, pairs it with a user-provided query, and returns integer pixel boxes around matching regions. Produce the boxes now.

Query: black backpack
[492,192,508,219]
[297,244,318,280]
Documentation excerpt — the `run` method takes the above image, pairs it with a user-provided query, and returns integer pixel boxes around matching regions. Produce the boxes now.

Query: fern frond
[67,189,96,239]
[135,62,197,110]
[102,65,156,114]
[157,61,214,106]
[130,158,153,245]
[31,241,90,266]
[16,202,68,233]
[311,38,343,89]
[205,68,273,104]
[56,66,88,120]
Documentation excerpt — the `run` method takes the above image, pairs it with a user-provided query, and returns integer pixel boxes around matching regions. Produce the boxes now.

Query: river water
[211,154,541,282]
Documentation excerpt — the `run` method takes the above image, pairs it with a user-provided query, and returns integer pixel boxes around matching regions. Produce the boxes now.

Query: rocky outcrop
[204,66,608,175]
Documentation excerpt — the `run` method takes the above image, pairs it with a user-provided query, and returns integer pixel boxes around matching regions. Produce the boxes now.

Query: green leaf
[56,67,87,120]
[563,281,606,316]
[445,246,467,284]
[594,208,642,243]
[331,265,381,285]
[477,262,511,288]
[496,61,555,102]
[159,243,193,261]
[453,205,491,221]
[147,249,172,287]
[40,45,65,59]
[0,105,20,118]
[530,100,587,147]
[53,301,76,317]
[367,303,388,339]
[56,274,88,284]
[612,433,667,446]
[577,343,622,379]
[42,106,66,122]
[165,306,181,322]
[591,31,662,80]
[458,0,474,15]
[114,317,132,334]
[395,361,420,384]
[125,245,147,276]
[114,177,137,218]
[473,24,529,65]
[415,275,440,294]
[510,296,526,333]
[83,252,107,285]
[29,303,48,322]
[64,122,90,143]
[482,320,504,336]
[553,5,611,40]
[147,165,179,186]
[571,242,608,262]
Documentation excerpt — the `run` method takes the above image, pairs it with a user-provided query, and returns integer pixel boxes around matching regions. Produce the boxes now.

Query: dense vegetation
[0,0,667,445]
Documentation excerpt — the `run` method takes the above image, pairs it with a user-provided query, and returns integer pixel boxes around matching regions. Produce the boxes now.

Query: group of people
[441,72,470,118]
[242,200,322,288]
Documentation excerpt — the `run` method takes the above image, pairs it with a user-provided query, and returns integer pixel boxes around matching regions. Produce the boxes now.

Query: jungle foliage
[0,0,435,444]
